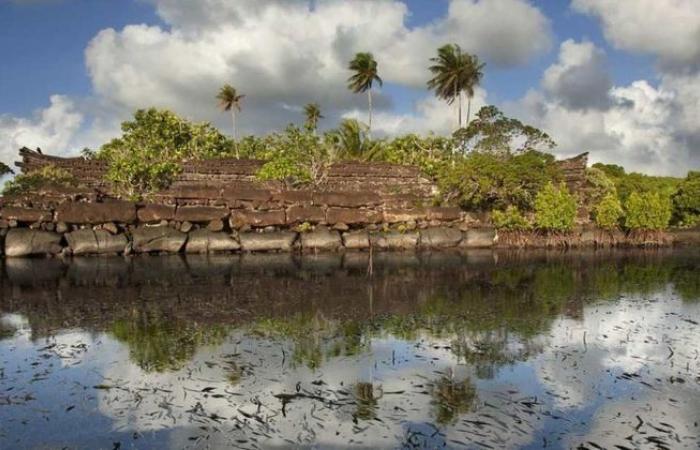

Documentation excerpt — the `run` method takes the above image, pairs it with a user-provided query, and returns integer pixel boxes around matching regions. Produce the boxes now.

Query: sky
[0,0,699,176]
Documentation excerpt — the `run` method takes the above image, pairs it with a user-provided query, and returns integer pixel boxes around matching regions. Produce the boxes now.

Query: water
[0,250,698,449]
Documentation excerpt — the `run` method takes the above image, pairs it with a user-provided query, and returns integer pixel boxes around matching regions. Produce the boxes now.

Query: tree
[216,84,244,156]
[0,161,13,177]
[672,171,700,226]
[303,103,323,132]
[347,52,382,133]
[534,182,577,232]
[427,44,484,129]
[328,118,381,160]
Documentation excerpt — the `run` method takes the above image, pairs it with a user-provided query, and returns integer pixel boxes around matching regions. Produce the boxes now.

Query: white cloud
[0,95,83,169]
[572,0,700,69]
[513,40,700,176]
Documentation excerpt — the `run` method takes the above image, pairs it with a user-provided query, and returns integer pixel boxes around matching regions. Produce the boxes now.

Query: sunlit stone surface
[1,250,698,449]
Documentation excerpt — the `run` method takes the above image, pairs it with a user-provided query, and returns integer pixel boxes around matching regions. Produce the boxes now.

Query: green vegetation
[672,171,700,227]
[303,102,323,132]
[3,164,77,195]
[491,206,531,231]
[624,191,672,231]
[97,108,232,199]
[593,193,624,230]
[534,182,577,232]
[216,84,245,147]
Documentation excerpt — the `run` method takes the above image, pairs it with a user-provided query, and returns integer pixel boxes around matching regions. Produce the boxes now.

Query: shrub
[534,182,577,232]
[672,171,700,227]
[624,192,672,231]
[2,164,77,195]
[491,206,531,230]
[98,108,232,199]
[593,193,624,230]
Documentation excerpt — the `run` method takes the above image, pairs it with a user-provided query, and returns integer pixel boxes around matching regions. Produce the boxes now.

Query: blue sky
[0,0,698,175]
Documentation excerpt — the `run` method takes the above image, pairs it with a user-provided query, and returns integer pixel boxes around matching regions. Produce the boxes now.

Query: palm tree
[427,44,484,129]
[347,52,383,133]
[216,84,244,156]
[303,103,323,132]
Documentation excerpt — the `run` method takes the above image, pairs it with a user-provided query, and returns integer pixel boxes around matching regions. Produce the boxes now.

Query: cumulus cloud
[513,39,700,176]
[0,95,83,170]
[572,0,700,70]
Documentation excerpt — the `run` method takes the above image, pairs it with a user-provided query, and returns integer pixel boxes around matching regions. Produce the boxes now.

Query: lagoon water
[1,250,699,449]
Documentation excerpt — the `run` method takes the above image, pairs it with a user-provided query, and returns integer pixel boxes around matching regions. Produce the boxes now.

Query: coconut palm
[347,52,383,133]
[427,44,484,129]
[303,103,323,132]
[216,84,245,156]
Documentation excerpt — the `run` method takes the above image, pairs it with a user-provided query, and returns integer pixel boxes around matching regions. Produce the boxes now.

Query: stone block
[0,207,52,223]
[137,204,176,222]
[239,231,297,252]
[4,229,63,257]
[383,208,427,223]
[273,190,313,205]
[185,229,240,253]
[286,206,325,224]
[168,185,222,199]
[326,208,381,225]
[427,207,462,221]
[461,228,495,248]
[56,200,136,224]
[370,231,419,250]
[300,228,342,251]
[66,229,127,255]
[313,192,381,207]
[131,226,187,253]
[230,210,286,228]
[222,187,272,202]
[420,227,463,248]
[174,206,228,222]
[342,230,370,249]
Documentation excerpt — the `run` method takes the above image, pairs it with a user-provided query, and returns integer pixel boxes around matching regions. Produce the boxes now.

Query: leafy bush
[624,192,672,231]
[97,108,232,198]
[534,182,577,232]
[3,164,77,195]
[585,167,617,205]
[592,162,680,202]
[593,193,624,230]
[672,171,700,227]
[491,206,531,230]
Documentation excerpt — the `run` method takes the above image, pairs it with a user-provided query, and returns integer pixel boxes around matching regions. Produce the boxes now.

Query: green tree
[593,193,624,230]
[672,171,700,226]
[303,102,323,132]
[427,44,484,129]
[98,108,231,199]
[347,52,382,133]
[216,84,245,155]
[625,191,672,231]
[534,182,577,232]
[328,118,381,160]
[0,161,14,177]
[491,205,531,230]
[3,164,77,195]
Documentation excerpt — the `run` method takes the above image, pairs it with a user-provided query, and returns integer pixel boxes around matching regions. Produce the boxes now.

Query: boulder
[174,206,228,222]
[56,200,136,224]
[4,229,63,257]
[342,230,370,249]
[0,207,52,223]
[300,228,342,251]
[326,208,381,225]
[66,229,127,255]
[207,219,225,232]
[461,228,495,248]
[286,206,325,224]
[102,222,119,234]
[131,226,187,253]
[239,231,297,252]
[137,204,176,222]
[420,227,463,248]
[230,210,286,228]
[383,208,427,223]
[370,231,419,250]
[185,229,240,253]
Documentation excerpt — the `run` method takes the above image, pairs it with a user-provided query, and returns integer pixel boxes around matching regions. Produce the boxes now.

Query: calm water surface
[0,250,699,449]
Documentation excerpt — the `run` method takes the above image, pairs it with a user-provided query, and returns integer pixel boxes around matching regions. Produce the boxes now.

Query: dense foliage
[672,171,700,227]
[491,206,531,231]
[3,164,77,195]
[593,193,624,230]
[534,182,577,232]
[624,192,672,231]
[97,108,232,199]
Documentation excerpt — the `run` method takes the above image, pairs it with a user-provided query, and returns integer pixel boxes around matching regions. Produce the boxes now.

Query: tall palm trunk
[231,110,239,159]
[367,89,373,136]
[466,95,472,128]
[458,90,463,129]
